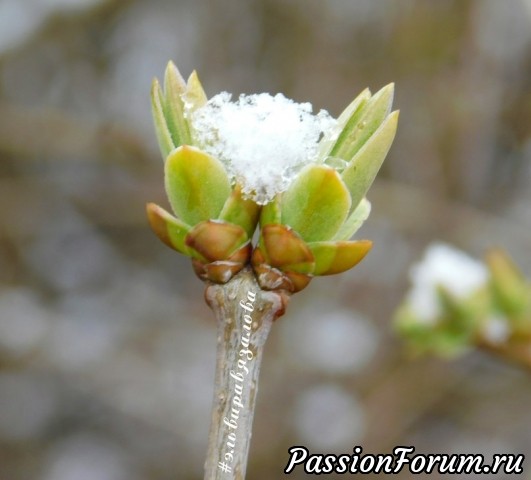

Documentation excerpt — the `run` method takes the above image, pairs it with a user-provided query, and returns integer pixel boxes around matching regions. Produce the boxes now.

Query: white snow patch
[407,243,488,323]
[482,314,511,345]
[190,92,337,204]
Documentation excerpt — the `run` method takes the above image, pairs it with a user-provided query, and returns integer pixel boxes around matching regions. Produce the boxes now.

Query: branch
[203,267,289,480]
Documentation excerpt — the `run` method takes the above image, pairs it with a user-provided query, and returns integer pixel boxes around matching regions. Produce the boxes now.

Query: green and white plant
[147,62,398,480]
[395,243,531,369]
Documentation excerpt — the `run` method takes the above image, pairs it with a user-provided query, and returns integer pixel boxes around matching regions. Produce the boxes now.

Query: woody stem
[203,267,289,480]
[477,336,531,373]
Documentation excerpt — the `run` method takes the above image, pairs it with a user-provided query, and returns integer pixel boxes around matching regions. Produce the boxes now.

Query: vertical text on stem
[218,290,257,473]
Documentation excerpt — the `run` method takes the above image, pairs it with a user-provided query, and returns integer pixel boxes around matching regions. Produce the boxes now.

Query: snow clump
[190,92,338,204]
[407,243,489,323]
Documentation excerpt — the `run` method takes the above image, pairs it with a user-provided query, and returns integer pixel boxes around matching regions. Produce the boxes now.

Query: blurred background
[1,0,530,478]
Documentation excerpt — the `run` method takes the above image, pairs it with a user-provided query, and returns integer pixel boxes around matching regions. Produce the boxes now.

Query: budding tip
[389,109,400,121]
[151,77,163,97]
[146,202,161,227]
[166,60,177,72]
[188,69,199,83]
[164,60,187,91]
[146,202,162,221]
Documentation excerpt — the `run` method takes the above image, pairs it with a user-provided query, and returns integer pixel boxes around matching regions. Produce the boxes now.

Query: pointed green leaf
[281,165,351,242]
[337,88,372,125]
[341,110,399,209]
[219,184,260,238]
[331,83,394,162]
[151,79,175,159]
[163,61,192,146]
[146,203,191,255]
[319,89,371,160]
[184,70,208,111]
[309,240,372,275]
[334,198,371,240]
[165,146,231,225]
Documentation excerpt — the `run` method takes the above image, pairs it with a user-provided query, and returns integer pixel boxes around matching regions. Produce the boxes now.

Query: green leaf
[184,70,208,111]
[146,203,191,255]
[337,88,372,125]
[163,61,192,146]
[281,165,351,242]
[330,83,394,162]
[333,198,371,240]
[319,89,371,160]
[151,79,175,159]
[165,146,231,225]
[219,184,260,238]
[341,110,399,209]
[309,240,372,275]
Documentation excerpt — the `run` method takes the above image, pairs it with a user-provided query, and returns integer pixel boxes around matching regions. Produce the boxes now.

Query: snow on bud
[407,243,488,323]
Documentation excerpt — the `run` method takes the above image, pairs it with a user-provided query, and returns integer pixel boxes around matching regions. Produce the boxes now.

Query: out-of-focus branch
[478,337,531,373]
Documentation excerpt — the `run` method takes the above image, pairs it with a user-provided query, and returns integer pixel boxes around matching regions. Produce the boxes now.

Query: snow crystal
[407,243,488,323]
[189,92,337,204]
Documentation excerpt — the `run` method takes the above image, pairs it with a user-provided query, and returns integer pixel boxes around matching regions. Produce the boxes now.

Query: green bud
[395,302,473,358]
[251,225,315,292]
[148,141,260,284]
[330,83,395,162]
[149,62,400,291]
[186,220,249,263]
[187,221,252,283]
[259,225,314,273]
[151,62,208,160]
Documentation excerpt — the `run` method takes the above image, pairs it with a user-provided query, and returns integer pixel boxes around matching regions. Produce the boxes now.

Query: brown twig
[477,337,531,373]
[203,267,288,480]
